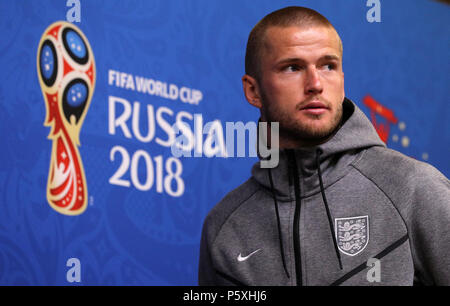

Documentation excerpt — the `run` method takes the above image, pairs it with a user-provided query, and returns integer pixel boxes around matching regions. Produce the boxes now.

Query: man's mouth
[299,101,329,115]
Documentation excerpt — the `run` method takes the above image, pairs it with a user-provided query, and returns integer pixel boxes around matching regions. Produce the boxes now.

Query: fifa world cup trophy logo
[37,21,95,215]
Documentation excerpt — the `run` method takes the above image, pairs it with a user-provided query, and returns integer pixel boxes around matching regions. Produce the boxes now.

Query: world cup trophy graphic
[37,21,95,215]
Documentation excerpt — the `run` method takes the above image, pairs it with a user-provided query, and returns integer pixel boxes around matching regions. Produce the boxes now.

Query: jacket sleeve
[198,215,217,285]
[405,163,450,285]
[198,214,239,286]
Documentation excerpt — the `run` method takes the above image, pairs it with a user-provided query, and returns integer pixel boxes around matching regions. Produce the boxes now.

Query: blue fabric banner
[0,0,448,285]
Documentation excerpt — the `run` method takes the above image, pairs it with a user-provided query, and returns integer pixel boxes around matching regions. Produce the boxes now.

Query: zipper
[288,150,303,286]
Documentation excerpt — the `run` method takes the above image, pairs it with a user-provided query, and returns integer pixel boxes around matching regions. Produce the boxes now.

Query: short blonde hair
[245,6,343,80]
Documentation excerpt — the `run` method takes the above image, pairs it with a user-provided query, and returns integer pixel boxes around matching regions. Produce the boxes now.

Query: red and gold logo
[37,21,95,215]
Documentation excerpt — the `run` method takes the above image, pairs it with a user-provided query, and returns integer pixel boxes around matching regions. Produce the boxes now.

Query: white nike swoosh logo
[237,249,261,262]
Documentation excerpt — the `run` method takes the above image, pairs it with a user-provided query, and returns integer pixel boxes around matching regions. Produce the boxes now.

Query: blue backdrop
[0,0,448,285]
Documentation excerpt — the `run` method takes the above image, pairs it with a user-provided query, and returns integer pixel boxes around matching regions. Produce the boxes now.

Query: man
[198,6,450,286]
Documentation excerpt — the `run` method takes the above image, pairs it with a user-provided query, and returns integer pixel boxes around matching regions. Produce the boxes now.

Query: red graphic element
[86,62,95,84]
[48,135,86,211]
[363,95,398,143]
[47,24,62,39]
[44,91,86,212]
[37,21,95,215]
[63,58,74,75]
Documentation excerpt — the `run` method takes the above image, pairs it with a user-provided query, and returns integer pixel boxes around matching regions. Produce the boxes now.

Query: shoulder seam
[350,163,411,241]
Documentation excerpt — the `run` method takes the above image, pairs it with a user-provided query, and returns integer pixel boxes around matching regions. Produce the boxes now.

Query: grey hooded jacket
[198,98,450,286]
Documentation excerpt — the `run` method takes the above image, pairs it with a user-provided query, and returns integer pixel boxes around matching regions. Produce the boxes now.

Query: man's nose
[304,66,323,95]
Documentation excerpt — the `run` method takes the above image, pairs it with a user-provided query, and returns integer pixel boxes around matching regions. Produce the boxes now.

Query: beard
[261,91,343,146]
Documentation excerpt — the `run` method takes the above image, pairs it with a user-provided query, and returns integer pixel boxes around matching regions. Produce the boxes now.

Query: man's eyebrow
[319,55,340,61]
[275,54,340,66]
[275,57,307,66]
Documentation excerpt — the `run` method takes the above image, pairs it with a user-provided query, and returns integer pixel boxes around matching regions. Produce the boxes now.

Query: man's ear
[242,74,263,109]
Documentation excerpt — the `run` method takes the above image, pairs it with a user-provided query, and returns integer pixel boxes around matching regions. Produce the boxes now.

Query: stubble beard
[261,93,344,147]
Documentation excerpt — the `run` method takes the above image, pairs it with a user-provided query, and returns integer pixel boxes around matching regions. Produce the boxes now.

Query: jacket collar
[252,98,386,200]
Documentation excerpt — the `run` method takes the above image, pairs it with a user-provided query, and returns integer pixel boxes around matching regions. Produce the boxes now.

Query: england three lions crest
[335,216,369,256]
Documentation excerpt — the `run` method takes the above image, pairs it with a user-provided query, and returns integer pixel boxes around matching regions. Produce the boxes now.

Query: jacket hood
[252,98,386,201]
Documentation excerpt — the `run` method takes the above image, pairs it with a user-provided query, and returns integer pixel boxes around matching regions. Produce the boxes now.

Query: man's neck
[280,135,332,149]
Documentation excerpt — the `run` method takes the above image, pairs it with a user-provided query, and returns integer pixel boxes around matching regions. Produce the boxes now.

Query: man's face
[256,25,345,147]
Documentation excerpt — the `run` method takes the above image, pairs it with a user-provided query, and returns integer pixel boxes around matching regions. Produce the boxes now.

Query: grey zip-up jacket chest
[198,99,450,286]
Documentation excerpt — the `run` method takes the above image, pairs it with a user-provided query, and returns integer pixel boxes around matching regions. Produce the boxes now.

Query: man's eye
[283,65,301,72]
[323,63,336,70]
